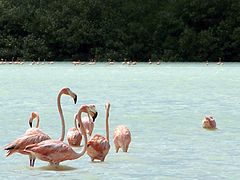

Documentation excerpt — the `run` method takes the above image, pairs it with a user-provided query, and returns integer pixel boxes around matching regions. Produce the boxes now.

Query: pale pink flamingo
[202,115,217,129]
[113,125,131,153]
[82,104,98,136]
[86,102,110,162]
[4,87,77,167]
[67,104,98,146]
[67,113,82,147]
[24,105,96,166]
[4,112,50,167]
[25,112,42,135]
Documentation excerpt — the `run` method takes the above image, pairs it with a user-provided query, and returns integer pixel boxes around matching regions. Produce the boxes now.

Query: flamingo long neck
[105,107,110,142]
[36,116,40,128]
[74,115,78,128]
[75,110,87,158]
[87,112,93,123]
[57,91,65,141]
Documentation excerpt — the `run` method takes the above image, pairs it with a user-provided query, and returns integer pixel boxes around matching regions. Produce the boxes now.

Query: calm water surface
[0,62,240,179]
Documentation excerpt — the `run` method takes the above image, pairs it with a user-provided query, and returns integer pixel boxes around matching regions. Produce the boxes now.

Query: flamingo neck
[74,115,78,128]
[76,111,87,158]
[87,112,93,123]
[36,116,40,128]
[105,108,109,142]
[57,91,65,141]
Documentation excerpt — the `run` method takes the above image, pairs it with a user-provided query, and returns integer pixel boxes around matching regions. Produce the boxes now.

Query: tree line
[0,0,239,62]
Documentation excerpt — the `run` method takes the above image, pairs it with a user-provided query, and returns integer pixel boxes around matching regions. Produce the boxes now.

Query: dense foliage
[0,0,239,62]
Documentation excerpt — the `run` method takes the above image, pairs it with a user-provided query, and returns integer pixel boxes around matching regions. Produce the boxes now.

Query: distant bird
[4,112,50,167]
[86,102,110,162]
[113,125,131,153]
[202,115,217,129]
[148,59,152,64]
[24,105,95,166]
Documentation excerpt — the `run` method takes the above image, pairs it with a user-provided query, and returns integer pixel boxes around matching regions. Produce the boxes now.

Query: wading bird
[4,87,77,167]
[82,104,98,136]
[113,125,131,153]
[86,102,110,162]
[4,112,50,167]
[67,104,98,146]
[202,115,217,129]
[24,105,95,166]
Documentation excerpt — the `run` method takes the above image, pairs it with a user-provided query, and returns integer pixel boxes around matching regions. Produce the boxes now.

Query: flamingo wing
[25,140,78,164]
[4,134,50,156]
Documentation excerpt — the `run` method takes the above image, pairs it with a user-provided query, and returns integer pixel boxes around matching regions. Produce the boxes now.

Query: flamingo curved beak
[29,121,33,128]
[92,112,98,122]
[73,95,77,104]
[29,116,33,128]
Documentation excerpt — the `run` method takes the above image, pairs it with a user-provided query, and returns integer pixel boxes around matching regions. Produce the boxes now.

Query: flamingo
[4,87,77,167]
[113,125,131,153]
[82,104,98,136]
[202,115,217,129]
[67,113,82,147]
[25,112,43,135]
[24,105,95,166]
[86,102,110,162]
[67,104,98,146]
[4,112,50,167]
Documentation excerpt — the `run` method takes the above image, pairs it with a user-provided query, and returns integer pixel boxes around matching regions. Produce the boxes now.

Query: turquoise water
[1,62,240,179]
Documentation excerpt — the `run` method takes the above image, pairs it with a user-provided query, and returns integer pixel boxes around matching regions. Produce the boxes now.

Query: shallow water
[1,62,240,179]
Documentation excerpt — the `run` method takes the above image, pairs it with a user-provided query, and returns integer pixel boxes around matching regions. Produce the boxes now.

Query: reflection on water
[1,62,240,179]
[36,165,77,171]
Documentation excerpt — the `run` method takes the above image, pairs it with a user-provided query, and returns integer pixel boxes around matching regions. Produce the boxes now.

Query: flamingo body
[5,133,50,157]
[87,134,110,161]
[113,125,131,153]
[67,127,82,147]
[202,115,217,129]
[25,128,47,136]
[25,140,80,165]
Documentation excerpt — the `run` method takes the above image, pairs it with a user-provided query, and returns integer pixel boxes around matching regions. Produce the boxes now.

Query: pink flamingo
[113,125,131,153]
[67,113,82,147]
[24,105,95,166]
[86,102,110,162]
[4,87,77,167]
[202,115,217,129]
[25,112,43,135]
[4,112,50,167]
[67,104,98,146]
[82,104,98,136]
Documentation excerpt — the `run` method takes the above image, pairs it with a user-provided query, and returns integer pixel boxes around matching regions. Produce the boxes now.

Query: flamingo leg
[32,158,36,167]
[115,147,119,153]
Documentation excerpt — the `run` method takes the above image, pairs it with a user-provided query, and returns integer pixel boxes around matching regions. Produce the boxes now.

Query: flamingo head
[79,104,98,122]
[29,112,39,128]
[61,87,77,104]
[105,102,110,112]
[88,104,98,122]
[105,102,110,115]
